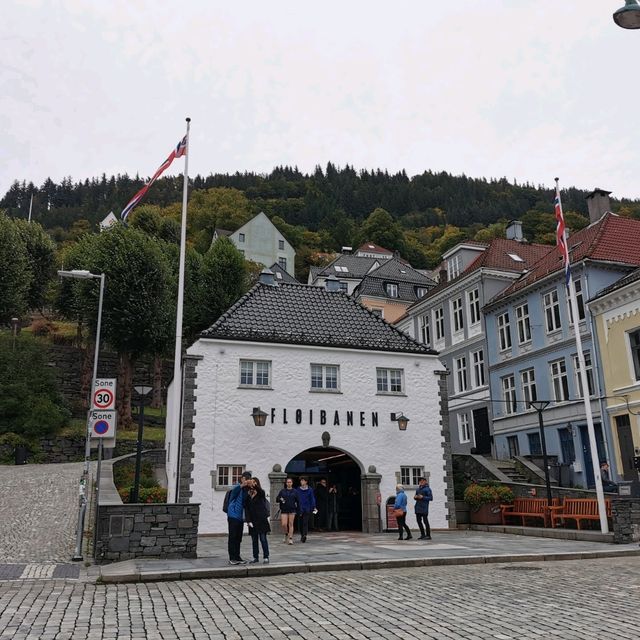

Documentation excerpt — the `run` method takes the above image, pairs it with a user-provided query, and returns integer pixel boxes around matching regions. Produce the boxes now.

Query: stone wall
[95,503,199,564]
[612,498,640,543]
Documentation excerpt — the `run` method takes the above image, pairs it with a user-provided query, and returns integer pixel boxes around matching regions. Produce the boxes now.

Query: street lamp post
[131,385,153,503]
[57,269,106,561]
[613,0,640,29]
[528,401,553,505]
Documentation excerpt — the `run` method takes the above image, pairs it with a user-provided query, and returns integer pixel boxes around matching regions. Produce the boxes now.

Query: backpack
[222,489,232,514]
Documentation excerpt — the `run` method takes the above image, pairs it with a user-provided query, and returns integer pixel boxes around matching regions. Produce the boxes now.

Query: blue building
[484,197,640,489]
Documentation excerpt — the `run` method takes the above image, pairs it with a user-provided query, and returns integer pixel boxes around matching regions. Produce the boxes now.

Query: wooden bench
[500,497,557,528]
[549,498,612,530]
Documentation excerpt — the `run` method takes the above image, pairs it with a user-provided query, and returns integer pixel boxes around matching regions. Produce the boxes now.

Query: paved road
[1,556,638,639]
[0,462,82,563]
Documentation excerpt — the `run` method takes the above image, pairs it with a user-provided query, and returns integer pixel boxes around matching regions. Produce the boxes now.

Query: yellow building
[588,269,640,481]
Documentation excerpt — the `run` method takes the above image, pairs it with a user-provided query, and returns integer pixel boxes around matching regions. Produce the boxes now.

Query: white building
[166,271,455,534]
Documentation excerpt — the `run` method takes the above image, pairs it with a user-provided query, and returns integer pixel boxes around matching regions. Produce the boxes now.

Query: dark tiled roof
[269,262,300,284]
[201,282,435,354]
[492,214,640,303]
[214,228,232,237]
[314,254,380,279]
[590,267,640,302]
[355,258,436,302]
[407,238,552,309]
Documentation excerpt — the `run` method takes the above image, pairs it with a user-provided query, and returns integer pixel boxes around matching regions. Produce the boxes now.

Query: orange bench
[549,498,612,530]
[500,498,557,528]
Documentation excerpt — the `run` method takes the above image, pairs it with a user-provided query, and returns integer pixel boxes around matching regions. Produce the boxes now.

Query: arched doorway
[283,447,363,531]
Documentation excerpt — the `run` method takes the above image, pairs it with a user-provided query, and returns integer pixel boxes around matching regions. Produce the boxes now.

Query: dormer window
[447,254,462,280]
[416,287,427,298]
[386,283,398,298]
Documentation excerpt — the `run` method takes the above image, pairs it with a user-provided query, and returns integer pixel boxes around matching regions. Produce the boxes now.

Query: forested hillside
[3,164,639,275]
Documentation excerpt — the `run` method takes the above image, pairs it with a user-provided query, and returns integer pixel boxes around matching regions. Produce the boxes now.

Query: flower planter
[469,502,502,525]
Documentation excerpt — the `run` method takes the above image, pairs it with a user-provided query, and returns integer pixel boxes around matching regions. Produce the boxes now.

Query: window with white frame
[550,359,569,402]
[420,314,431,346]
[468,288,480,326]
[416,287,428,299]
[543,289,562,333]
[278,239,285,250]
[216,465,245,488]
[447,254,462,280]
[502,375,517,415]
[452,297,464,333]
[458,413,471,443]
[386,283,399,298]
[568,278,586,324]
[630,329,640,381]
[400,466,424,487]
[278,257,287,271]
[435,307,445,341]
[310,364,339,391]
[472,349,485,387]
[376,368,404,394]
[498,312,512,351]
[521,368,537,406]
[515,303,531,344]
[239,360,271,388]
[573,352,594,398]
[454,356,468,393]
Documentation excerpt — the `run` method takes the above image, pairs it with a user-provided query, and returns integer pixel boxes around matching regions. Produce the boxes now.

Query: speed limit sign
[92,378,116,411]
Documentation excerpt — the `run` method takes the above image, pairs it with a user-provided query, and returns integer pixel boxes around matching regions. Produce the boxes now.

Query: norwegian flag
[554,183,571,286]
[121,135,188,222]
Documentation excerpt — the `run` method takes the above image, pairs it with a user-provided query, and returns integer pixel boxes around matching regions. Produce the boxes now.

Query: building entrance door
[283,447,363,531]
[615,414,635,481]
[472,407,492,455]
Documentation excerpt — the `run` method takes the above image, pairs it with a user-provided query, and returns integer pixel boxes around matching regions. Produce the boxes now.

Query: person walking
[314,478,329,531]
[295,476,317,543]
[245,477,271,564]
[413,476,433,540]
[327,483,339,531]
[276,477,298,545]
[394,484,412,540]
[226,470,252,564]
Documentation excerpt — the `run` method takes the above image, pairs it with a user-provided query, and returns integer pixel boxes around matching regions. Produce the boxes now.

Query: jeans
[396,513,411,538]
[227,518,244,560]
[327,511,339,531]
[250,530,269,560]
[416,513,431,537]
[299,512,311,538]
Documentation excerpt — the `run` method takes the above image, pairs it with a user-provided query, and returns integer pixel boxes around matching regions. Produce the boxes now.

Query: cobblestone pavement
[0,462,83,563]
[1,556,639,639]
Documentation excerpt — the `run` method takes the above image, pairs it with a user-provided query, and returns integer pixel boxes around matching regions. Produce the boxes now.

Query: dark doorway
[579,423,606,488]
[285,447,362,531]
[615,414,635,481]
[473,407,492,455]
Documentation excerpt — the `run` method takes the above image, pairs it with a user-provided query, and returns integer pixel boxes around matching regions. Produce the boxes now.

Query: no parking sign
[89,410,117,439]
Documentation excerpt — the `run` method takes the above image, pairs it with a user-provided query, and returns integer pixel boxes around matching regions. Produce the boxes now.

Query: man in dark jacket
[413,476,433,540]
[295,477,317,543]
[227,471,252,564]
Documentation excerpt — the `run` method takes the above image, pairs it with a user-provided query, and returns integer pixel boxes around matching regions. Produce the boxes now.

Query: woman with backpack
[276,477,298,544]
[245,477,271,563]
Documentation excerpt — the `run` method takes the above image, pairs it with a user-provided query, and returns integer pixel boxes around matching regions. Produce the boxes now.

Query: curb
[98,548,640,584]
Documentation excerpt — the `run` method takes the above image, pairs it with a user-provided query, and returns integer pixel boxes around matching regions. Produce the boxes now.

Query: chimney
[259,268,276,286]
[586,188,612,224]
[505,220,524,242]
[325,274,342,292]
[438,268,448,283]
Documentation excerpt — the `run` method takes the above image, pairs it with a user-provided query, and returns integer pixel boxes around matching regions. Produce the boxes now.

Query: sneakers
[301,535,307,543]
[419,535,427,540]
[249,559,259,564]
[405,535,413,540]
[288,538,293,545]
[228,559,247,565]
[263,558,270,564]
[424,535,432,540]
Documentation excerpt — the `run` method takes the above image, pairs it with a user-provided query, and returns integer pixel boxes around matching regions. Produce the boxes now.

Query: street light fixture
[58,268,106,561]
[613,0,640,29]
[528,400,553,505]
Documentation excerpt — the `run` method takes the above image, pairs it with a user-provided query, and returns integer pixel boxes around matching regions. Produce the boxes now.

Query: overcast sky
[2,0,639,201]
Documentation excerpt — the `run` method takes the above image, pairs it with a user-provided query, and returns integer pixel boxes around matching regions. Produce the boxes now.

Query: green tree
[359,208,406,253]
[0,213,31,324]
[200,237,247,326]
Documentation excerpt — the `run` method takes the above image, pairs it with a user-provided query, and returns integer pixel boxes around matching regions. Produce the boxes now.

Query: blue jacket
[296,486,317,514]
[414,484,433,515]
[227,483,245,521]
[393,490,408,513]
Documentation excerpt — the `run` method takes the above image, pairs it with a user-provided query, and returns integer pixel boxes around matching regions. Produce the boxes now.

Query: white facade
[177,338,449,534]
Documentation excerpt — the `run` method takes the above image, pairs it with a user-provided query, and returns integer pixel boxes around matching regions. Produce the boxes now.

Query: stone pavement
[0,462,83,563]
[96,529,640,583]
[1,556,640,639]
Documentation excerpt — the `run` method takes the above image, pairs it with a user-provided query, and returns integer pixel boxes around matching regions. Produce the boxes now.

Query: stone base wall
[612,498,640,543]
[95,503,199,564]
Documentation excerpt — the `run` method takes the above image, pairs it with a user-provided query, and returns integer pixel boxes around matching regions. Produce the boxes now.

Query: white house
[166,271,455,535]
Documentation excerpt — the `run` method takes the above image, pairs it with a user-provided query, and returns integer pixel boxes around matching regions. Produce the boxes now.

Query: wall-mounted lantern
[251,407,268,427]
[390,412,410,431]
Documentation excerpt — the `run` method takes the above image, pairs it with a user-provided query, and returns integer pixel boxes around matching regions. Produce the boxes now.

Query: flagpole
[170,117,190,503]
[28,194,33,223]
[555,178,608,533]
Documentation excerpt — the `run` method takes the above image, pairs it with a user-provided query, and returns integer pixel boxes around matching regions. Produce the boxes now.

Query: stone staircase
[489,458,529,483]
